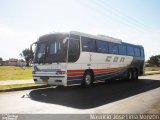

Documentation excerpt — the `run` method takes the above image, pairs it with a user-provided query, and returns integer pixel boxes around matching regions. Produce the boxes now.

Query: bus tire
[81,71,93,88]
[127,69,133,81]
[133,70,138,80]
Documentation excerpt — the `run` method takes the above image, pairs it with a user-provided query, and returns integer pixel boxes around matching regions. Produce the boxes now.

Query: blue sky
[0,0,160,60]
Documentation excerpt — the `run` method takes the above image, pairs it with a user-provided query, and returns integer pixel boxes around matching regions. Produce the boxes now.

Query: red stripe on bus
[67,70,84,77]
[67,67,124,77]
[93,67,122,74]
[67,70,85,73]
[67,73,84,77]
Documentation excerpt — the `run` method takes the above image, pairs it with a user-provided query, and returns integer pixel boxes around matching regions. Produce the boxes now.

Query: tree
[20,48,33,66]
[147,55,160,67]
[0,57,3,66]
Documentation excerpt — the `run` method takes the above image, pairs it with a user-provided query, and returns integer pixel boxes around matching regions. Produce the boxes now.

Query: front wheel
[81,71,93,88]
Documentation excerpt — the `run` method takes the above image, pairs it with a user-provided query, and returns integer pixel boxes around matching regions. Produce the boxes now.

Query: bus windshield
[34,34,68,63]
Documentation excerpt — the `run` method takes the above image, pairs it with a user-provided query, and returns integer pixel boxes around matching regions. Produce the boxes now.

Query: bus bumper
[33,76,67,86]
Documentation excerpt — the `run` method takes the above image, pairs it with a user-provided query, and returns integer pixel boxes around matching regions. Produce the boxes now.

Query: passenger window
[109,43,118,54]
[81,37,95,52]
[134,47,141,57]
[96,40,108,53]
[141,48,144,57]
[127,46,134,56]
[118,44,126,55]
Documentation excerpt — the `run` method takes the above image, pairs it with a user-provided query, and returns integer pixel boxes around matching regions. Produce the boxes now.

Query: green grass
[0,66,159,91]
[145,71,160,75]
[0,83,43,91]
[0,66,32,80]
[0,66,160,81]
[145,67,160,75]
[145,67,160,71]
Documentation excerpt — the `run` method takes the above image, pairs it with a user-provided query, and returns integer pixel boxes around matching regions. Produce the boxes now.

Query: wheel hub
[85,75,91,85]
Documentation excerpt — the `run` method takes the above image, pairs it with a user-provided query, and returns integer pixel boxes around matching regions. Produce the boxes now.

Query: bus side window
[109,43,118,54]
[81,37,95,52]
[141,48,144,57]
[68,39,80,62]
[134,47,141,57]
[96,40,108,53]
[118,44,126,55]
[127,46,134,56]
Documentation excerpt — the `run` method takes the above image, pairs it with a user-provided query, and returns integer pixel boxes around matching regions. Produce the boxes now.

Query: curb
[0,85,49,92]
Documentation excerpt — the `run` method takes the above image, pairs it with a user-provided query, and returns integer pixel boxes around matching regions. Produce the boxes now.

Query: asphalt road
[0,74,160,115]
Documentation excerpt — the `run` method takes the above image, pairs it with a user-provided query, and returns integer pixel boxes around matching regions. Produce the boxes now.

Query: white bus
[31,31,145,87]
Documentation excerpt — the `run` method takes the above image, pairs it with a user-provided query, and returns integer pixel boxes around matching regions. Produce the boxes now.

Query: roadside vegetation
[0,66,159,91]
[0,66,32,80]
[145,67,160,75]
[0,66,160,81]
[147,55,160,67]
[145,67,160,71]
[0,83,44,91]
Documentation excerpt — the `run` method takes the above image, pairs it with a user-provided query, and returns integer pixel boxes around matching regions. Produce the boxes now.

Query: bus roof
[70,31,122,44]
[37,31,143,48]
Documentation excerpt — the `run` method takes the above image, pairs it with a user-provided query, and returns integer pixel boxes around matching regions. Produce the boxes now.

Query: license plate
[40,77,49,83]
[42,79,48,83]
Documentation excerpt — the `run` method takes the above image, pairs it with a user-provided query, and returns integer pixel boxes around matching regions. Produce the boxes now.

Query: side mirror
[30,42,37,53]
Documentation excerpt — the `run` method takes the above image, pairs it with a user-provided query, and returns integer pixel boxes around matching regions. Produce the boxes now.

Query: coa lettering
[105,56,125,63]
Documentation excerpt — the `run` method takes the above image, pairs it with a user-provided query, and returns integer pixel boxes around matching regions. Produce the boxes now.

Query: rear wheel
[133,70,138,80]
[81,71,93,88]
[127,69,133,81]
